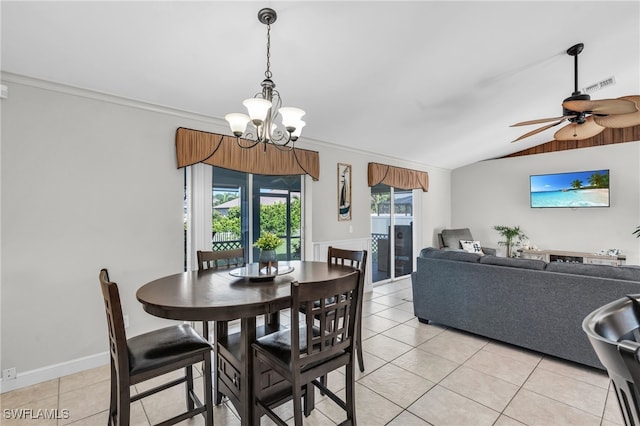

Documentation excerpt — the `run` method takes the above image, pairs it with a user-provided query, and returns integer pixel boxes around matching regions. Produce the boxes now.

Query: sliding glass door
[371,184,414,283]
[212,168,247,251]
[206,167,301,263]
[252,175,302,261]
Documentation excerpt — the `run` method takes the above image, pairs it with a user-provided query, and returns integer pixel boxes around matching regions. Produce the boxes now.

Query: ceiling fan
[511,43,640,142]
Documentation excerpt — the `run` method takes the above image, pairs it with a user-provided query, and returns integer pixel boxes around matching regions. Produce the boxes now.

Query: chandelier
[225,8,305,150]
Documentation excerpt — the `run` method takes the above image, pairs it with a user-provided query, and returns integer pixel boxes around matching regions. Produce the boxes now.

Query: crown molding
[1,72,445,173]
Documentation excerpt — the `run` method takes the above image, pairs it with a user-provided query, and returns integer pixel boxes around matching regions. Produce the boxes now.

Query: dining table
[135,260,357,425]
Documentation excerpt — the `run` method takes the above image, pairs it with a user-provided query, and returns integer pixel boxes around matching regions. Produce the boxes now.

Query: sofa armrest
[483,247,497,256]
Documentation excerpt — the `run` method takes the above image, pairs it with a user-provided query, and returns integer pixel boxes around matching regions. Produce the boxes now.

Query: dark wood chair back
[197,248,245,271]
[293,271,360,366]
[327,246,366,271]
[99,269,130,380]
[194,248,244,336]
[327,246,368,372]
[195,248,245,405]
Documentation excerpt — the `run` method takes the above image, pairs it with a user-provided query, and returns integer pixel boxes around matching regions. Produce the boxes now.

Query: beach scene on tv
[530,170,610,208]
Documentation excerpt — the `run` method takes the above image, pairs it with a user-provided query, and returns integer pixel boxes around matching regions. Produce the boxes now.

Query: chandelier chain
[265,20,272,79]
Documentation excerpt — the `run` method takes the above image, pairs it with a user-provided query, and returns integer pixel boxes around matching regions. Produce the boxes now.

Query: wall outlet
[2,367,17,380]
[124,314,130,329]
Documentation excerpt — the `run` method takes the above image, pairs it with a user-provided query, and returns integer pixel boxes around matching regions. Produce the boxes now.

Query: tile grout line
[490,353,544,425]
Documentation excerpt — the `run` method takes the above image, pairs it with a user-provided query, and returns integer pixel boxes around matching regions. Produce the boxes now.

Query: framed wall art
[338,163,352,221]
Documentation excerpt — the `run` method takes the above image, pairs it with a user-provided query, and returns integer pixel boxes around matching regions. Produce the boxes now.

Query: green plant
[493,225,527,258]
[254,233,283,250]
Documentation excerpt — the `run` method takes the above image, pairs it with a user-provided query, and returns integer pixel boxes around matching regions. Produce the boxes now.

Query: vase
[259,249,277,263]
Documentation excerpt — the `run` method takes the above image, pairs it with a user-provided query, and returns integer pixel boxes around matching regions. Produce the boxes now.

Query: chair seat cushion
[255,326,310,365]
[254,326,343,369]
[128,324,211,376]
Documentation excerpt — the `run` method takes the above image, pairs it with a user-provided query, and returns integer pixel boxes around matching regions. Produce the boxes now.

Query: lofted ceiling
[2,1,639,170]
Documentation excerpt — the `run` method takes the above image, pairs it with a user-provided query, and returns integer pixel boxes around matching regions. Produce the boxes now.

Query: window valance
[175,127,320,180]
[367,162,429,192]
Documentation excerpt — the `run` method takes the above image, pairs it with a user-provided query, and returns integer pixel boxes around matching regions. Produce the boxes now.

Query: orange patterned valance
[175,127,320,180]
[367,162,429,192]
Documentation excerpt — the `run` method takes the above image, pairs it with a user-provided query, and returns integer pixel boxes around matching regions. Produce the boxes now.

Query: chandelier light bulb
[225,113,251,137]
[243,98,272,126]
[279,107,306,133]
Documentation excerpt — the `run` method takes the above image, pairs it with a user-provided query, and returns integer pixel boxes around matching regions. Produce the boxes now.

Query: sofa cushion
[441,228,473,249]
[546,262,640,282]
[420,247,481,263]
[479,255,547,270]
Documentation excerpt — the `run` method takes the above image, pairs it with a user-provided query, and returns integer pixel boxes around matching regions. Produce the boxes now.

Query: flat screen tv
[530,169,610,208]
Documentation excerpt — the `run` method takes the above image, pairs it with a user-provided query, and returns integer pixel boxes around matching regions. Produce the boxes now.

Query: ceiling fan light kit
[511,43,640,142]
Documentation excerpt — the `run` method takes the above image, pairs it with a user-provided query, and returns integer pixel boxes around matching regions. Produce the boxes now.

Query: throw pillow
[460,240,484,254]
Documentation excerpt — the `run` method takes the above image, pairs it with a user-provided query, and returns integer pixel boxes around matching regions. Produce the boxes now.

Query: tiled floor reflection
[1,278,622,425]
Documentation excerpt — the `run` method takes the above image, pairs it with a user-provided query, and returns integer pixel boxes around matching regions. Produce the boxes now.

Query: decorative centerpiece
[254,233,282,271]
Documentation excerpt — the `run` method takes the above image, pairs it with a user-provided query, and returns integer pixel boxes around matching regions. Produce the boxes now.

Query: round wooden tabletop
[136,260,357,322]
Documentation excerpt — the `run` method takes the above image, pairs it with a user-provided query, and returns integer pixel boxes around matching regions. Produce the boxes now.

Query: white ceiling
[2,1,639,170]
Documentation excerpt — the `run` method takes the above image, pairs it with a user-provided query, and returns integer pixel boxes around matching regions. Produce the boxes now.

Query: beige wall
[0,73,449,390]
[451,143,640,264]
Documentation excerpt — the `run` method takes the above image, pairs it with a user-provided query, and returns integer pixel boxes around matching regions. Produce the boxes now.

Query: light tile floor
[0,279,624,425]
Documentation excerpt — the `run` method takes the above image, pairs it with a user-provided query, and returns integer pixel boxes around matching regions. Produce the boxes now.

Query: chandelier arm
[235,137,262,149]
[271,139,294,151]
[244,129,264,143]
[271,90,282,110]
[269,128,290,144]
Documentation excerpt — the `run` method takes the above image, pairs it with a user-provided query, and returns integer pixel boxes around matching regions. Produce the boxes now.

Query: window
[185,165,303,269]
[252,175,301,261]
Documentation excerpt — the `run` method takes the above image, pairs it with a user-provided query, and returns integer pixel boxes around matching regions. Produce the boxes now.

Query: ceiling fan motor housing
[563,92,591,118]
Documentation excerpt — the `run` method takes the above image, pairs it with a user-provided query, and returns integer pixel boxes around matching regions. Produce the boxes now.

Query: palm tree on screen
[588,173,607,188]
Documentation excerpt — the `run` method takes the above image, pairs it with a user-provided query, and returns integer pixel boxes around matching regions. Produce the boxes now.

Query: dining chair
[252,269,361,426]
[197,247,245,271]
[196,248,246,340]
[327,246,368,373]
[99,269,213,426]
[196,247,245,405]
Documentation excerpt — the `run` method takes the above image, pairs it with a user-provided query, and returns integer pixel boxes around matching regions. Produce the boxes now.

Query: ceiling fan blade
[510,116,567,127]
[593,96,640,128]
[512,118,566,142]
[562,98,638,115]
[554,116,605,140]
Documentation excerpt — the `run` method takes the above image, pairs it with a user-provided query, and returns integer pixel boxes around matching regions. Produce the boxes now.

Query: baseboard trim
[0,352,109,393]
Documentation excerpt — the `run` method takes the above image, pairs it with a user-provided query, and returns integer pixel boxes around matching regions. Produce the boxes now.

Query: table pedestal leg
[264,311,280,333]
[214,320,228,405]
[240,316,256,425]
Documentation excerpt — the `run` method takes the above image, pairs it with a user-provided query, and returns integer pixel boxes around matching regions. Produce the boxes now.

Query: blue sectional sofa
[411,247,640,369]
